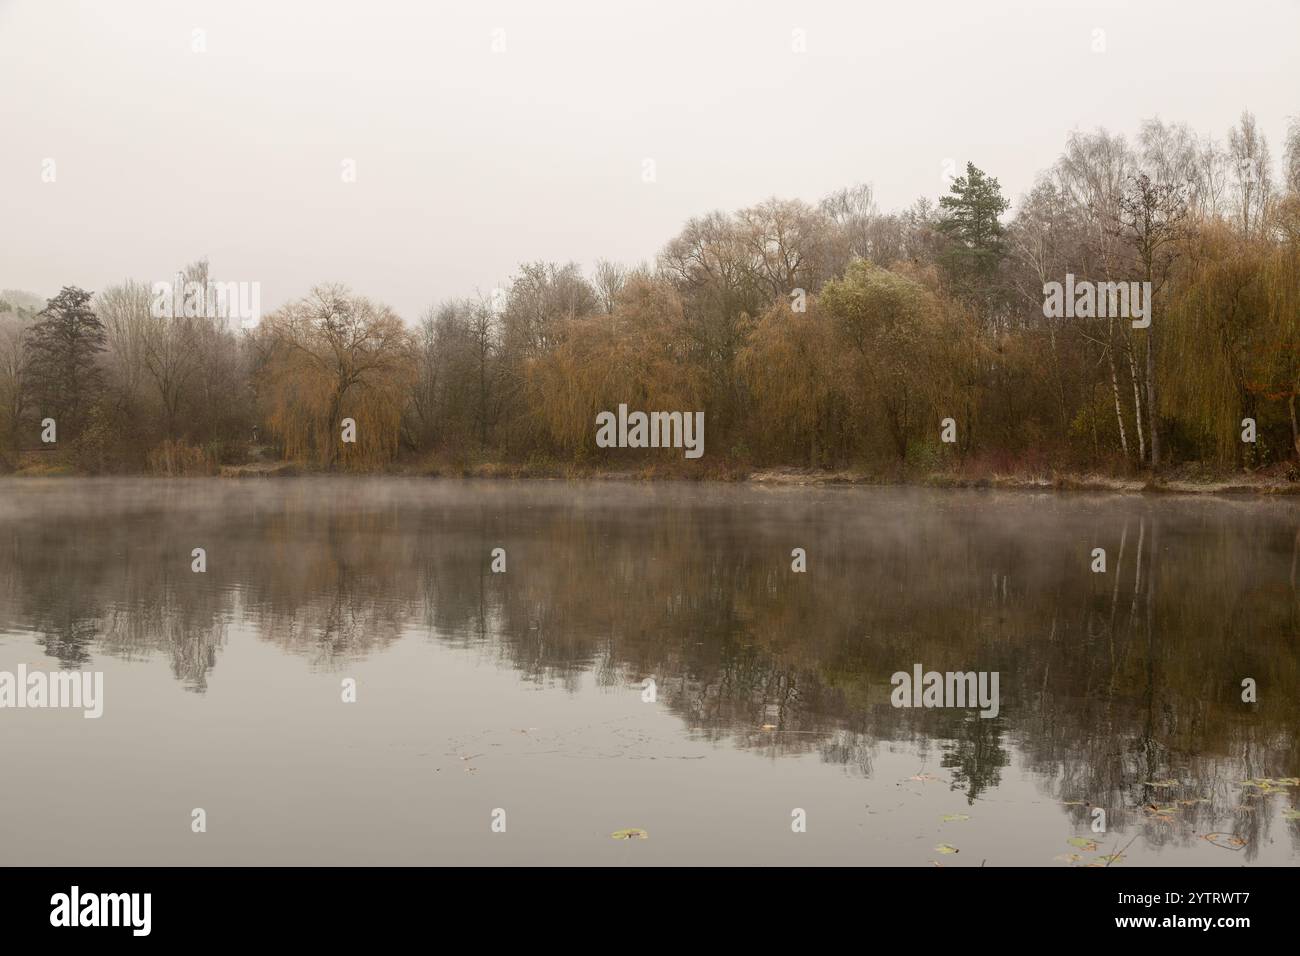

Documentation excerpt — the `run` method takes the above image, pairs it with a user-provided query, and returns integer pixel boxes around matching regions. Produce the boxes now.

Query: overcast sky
[2,0,1297,319]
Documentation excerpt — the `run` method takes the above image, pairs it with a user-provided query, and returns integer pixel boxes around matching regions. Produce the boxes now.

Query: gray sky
[2,0,1297,319]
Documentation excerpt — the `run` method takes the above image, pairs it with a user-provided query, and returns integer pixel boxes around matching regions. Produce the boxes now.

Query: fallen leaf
[1201,832,1247,850]
[1067,837,1099,851]
[934,843,959,854]
[611,828,648,840]
[941,813,971,822]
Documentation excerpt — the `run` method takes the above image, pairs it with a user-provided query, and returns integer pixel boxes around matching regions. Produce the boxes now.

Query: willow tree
[1255,229,1300,459]
[527,275,697,460]
[256,285,414,470]
[819,261,957,462]
[1163,225,1299,466]
[737,300,844,467]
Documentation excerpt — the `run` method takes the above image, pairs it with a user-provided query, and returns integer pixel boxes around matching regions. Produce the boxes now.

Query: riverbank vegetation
[3,114,1299,483]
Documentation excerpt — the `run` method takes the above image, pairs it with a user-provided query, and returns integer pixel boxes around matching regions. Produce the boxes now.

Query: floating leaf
[934,843,959,854]
[611,828,648,840]
[908,773,940,783]
[1275,778,1300,787]
[1086,853,1125,867]
[941,813,971,822]
[1144,804,1178,816]
[1054,853,1084,863]
[1282,808,1300,821]
[1067,837,1099,851]
[1201,832,1247,850]
[1060,801,1086,807]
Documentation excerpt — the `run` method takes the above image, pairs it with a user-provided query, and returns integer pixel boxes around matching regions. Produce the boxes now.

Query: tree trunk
[1108,347,1129,461]
[1289,392,1299,459]
[1145,331,1160,468]
[1124,331,1145,464]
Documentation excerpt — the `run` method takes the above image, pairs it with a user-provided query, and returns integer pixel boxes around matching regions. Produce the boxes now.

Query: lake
[1,478,1297,866]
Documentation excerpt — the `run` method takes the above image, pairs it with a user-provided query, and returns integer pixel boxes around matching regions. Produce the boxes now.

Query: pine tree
[937,163,1011,296]
[24,286,106,439]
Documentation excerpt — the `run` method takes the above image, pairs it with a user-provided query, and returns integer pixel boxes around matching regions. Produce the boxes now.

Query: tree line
[2,111,1298,476]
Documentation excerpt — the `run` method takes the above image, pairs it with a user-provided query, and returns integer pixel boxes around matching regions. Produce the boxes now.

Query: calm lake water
[1,478,1297,866]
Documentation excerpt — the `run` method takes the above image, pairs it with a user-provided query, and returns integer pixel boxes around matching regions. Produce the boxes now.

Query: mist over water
[1,478,1297,865]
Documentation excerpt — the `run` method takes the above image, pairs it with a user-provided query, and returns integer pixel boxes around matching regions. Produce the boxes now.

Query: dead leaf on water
[611,828,648,840]
[1054,853,1084,863]
[941,813,971,822]
[1067,837,1099,851]
[1201,832,1247,850]
[934,843,959,854]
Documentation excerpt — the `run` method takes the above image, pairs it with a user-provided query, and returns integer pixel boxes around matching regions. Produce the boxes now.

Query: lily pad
[611,828,648,840]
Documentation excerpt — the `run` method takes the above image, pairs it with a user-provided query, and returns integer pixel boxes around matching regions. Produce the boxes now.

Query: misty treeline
[2,112,1299,476]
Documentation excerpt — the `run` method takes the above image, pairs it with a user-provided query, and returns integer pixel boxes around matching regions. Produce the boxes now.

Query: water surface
[1,478,1297,865]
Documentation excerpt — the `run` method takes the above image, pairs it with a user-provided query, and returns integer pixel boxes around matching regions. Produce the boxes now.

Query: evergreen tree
[936,162,1011,300]
[24,286,106,438]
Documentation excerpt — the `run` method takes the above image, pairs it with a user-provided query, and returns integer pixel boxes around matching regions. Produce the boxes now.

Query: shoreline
[4,460,1298,496]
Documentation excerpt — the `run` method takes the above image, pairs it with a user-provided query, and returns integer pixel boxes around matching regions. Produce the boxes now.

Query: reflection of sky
[0,478,1297,865]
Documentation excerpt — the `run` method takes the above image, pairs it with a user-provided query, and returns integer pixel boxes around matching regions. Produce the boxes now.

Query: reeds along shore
[3,117,1300,479]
